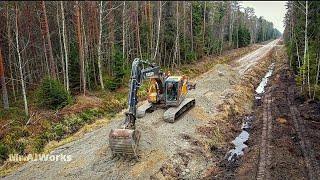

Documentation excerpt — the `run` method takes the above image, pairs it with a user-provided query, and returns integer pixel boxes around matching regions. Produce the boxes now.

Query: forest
[0,1,280,163]
[284,1,320,99]
[0,1,281,113]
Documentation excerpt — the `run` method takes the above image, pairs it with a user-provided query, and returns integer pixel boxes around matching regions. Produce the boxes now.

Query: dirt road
[4,40,279,180]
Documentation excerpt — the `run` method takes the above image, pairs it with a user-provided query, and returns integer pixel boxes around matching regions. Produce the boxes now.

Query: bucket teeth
[109,129,140,157]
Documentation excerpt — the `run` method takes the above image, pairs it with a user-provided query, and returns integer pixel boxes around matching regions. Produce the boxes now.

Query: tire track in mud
[287,88,320,180]
[257,71,320,180]
[256,93,273,180]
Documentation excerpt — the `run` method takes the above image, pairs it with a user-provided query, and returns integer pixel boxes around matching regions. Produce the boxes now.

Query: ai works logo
[8,153,72,162]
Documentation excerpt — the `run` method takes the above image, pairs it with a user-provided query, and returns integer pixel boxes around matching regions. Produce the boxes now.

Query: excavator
[109,58,196,157]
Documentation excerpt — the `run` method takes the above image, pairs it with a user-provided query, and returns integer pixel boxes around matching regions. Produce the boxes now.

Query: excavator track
[163,98,195,123]
[109,129,141,158]
[136,102,153,118]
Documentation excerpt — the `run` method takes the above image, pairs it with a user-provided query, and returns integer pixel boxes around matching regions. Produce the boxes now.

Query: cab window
[166,82,178,101]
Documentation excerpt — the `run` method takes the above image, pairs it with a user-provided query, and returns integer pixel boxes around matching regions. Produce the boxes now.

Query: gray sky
[240,1,287,33]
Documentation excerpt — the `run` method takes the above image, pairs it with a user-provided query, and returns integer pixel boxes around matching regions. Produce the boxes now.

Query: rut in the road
[287,88,320,180]
[256,63,320,180]
[256,93,273,180]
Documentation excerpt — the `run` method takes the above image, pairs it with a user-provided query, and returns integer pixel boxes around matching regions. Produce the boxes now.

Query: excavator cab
[165,76,186,107]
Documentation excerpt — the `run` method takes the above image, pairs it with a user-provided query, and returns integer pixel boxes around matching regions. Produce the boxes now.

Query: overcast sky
[240,1,287,33]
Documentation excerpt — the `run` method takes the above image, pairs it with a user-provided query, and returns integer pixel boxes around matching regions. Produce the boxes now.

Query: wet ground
[229,46,320,179]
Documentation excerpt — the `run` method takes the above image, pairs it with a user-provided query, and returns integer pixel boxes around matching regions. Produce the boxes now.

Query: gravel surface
[4,40,279,180]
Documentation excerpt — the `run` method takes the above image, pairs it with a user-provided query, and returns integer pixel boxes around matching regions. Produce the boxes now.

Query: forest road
[4,39,279,180]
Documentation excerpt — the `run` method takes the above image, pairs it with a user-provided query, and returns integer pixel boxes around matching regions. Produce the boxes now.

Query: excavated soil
[230,46,320,180]
[3,40,279,180]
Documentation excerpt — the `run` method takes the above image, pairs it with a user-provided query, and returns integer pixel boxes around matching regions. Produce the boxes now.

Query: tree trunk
[15,4,29,116]
[173,1,179,69]
[60,1,69,92]
[153,1,162,61]
[136,2,142,59]
[313,53,320,99]
[122,1,126,60]
[190,4,194,52]
[75,1,86,95]
[98,1,104,90]
[305,1,311,98]
[81,5,90,90]
[41,1,56,79]
[148,1,153,59]
[203,1,206,50]
[0,49,9,109]
[6,4,16,101]
[57,4,66,87]
[229,2,233,47]
[302,1,308,96]
[220,5,226,55]
[183,1,186,61]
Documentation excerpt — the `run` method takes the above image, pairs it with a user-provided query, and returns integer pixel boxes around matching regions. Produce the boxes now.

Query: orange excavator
[109,58,196,157]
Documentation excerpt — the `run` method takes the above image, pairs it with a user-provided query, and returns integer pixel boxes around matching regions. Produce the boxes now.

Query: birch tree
[15,3,29,116]
[153,1,162,61]
[60,1,69,92]
[98,1,104,90]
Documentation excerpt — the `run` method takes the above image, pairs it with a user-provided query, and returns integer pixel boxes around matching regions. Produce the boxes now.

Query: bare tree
[300,1,310,97]
[75,1,86,95]
[136,2,142,59]
[173,1,180,68]
[229,1,234,47]
[313,53,320,99]
[122,1,126,59]
[41,1,56,79]
[153,1,162,61]
[6,4,17,101]
[60,1,69,92]
[98,1,104,90]
[190,4,194,51]
[57,3,66,87]
[15,3,29,116]
[203,1,206,48]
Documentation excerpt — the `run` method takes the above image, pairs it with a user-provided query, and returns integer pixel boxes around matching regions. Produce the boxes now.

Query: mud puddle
[226,63,275,162]
[255,63,275,100]
[226,115,254,162]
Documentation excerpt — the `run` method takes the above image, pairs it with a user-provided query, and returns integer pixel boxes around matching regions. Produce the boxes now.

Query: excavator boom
[109,58,162,157]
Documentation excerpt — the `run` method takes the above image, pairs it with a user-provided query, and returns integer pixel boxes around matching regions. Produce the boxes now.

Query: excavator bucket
[109,129,141,157]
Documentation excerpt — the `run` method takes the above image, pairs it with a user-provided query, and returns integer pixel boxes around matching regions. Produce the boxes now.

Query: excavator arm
[123,58,161,129]
[109,58,162,157]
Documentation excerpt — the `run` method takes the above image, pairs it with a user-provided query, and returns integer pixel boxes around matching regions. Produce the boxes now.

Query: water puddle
[255,63,275,94]
[226,115,254,162]
[226,63,275,162]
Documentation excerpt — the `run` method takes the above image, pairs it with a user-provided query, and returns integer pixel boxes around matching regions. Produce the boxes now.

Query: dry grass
[59,95,104,117]
[198,49,275,149]
[0,162,26,177]
[176,45,259,79]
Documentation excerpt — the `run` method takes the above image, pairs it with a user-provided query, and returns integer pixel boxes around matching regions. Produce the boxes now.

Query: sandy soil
[3,40,279,180]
